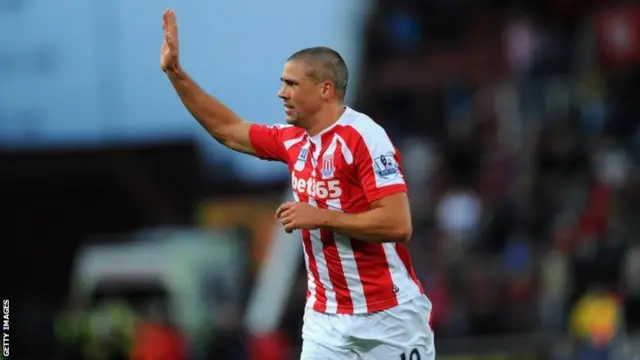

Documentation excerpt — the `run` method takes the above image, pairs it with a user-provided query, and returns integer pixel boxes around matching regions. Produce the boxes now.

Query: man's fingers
[283,222,296,233]
[276,201,301,233]
[276,202,295,218]
[163,8,174,26]
[280,214,293,225]
[280,215,297,232]
[279,209,294,220]
[165,32,175,47]
[168,10,177,34]
[163,9,177,40]
[275,205,284,218]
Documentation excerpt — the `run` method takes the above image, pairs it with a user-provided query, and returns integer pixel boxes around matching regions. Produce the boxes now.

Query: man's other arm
[320,192,412,243]
[321,126,411,242]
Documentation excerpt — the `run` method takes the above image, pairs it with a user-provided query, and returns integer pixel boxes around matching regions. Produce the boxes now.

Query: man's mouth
[284,105,294,114]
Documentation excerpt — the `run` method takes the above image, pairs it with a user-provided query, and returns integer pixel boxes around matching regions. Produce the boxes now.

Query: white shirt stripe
[293,192,318,307]
[382,243,421,302]
[307,197,338,313]
[326,198,368,312]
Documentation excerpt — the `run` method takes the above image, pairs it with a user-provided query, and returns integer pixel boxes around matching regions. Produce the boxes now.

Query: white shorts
[300,295,435,360]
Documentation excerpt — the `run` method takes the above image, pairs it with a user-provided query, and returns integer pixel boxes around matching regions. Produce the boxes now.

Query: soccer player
[160,9,435,360]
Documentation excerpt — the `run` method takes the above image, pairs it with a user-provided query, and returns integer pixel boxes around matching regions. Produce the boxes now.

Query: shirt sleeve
[248,124,290,163]
[353,132,407,204]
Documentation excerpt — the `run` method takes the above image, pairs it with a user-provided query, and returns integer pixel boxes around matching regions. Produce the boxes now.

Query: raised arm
[160,9,254,155]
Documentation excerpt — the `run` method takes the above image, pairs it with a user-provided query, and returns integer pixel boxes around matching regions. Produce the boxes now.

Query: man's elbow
[390,221,412,243]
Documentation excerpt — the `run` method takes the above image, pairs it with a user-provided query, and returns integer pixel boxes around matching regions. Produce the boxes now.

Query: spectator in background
[436,133,482,247]
[623,245,640,334]
[502,239,537,334]
[400,137,438,220]
[504,8,541,79]
[577,72,608,138]
[539,246,570,332]
[130,301,186,360]
[569,287,621,360]
[436,189,482,245]
[592,138,632,191]
[465,261,503,336]
[387,1,422,56]
[366,0,423,61]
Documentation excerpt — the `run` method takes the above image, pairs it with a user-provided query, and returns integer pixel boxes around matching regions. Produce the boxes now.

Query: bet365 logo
[291,173,342,199]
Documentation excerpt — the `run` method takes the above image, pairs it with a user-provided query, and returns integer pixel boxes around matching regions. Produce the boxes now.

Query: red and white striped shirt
[249,107,424,314]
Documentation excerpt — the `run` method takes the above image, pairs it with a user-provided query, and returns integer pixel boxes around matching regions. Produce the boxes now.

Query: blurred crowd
[43,0,640,359]
[363,0,639,349]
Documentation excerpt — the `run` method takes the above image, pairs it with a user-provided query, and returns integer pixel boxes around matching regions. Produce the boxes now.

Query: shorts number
[400,348,420,360]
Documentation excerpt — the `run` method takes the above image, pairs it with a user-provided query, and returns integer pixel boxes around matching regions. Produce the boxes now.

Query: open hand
[161,9,180,72]
[276,202,326,233]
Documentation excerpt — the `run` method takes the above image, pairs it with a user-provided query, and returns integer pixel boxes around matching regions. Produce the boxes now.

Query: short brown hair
[288,46,348,100]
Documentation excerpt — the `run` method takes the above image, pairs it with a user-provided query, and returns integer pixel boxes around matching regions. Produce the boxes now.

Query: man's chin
[285,116,297,125]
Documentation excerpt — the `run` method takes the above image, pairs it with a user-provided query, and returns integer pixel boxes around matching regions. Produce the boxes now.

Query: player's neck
[305,104,346,137]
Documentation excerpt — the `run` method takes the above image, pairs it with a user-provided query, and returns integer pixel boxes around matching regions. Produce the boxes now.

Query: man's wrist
[164,64,183,77]
[318,209,336,229]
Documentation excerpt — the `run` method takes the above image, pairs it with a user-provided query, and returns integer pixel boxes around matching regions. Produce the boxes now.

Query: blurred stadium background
[2,0,640,359]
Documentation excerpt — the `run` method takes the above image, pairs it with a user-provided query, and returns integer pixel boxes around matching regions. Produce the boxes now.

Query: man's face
[278,60,327,126]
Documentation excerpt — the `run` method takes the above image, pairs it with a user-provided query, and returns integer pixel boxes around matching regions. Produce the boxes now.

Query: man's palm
[161,9,179,72]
